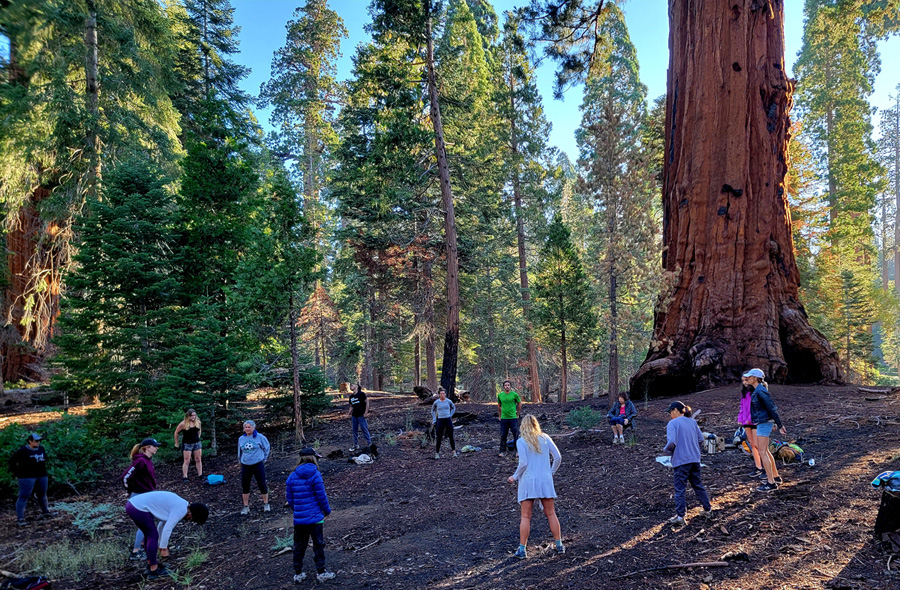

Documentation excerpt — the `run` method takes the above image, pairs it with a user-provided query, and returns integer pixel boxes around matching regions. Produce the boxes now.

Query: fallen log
[611,561,730,580]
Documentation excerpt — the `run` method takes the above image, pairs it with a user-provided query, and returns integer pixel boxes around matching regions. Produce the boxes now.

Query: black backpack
[1,576,51,590]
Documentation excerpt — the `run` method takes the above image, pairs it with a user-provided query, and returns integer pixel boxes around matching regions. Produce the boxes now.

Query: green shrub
[565,407,604,430]
[271,534,292,551]
[261,366,331,427]
[0,413,109,495]
[55,501,119,538]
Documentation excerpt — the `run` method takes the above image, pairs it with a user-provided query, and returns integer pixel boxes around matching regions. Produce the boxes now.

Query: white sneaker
[612,436,620,444]
[316,571,336,583]
[294,573,307,583]
[434,453,440,459]
[240,505,250,515]
[619,435,625,444]
[264,503,271,512]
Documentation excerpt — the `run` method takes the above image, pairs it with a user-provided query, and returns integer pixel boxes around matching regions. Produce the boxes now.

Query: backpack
[769,440,805,463]
[206,474,225,486]
[733,427,747,446]
[1,576,51,590]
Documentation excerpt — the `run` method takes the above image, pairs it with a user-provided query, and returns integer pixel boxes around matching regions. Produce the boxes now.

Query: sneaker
[756,482,778,492]
[667,515,686,526]
[17,519,27,527]
[454,451,460,457]
[513,546,526,559]
[555,542,566,555]
[316,571,336,582]
[240,505,250,515]
[434,453,440,460]
[748,468,764,478]
[147,565,173,580]
[293,572,307,583]
[758,473,784,484]
[349,446,358,452]
[701,509,715,520]
[498,452,506,458]
[183,477,189,482]
[40,511,57,519]
[264,503,271,513]
[129,549,147,561]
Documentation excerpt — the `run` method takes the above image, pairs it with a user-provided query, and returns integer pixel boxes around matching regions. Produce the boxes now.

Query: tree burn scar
[679,198,689,208]
[731,4,741,19]
[732,62,742,72]
[717,206,727,216]
[721,184,743,197]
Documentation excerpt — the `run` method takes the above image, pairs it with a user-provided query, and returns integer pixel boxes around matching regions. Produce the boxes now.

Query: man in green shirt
[497,380,522,457]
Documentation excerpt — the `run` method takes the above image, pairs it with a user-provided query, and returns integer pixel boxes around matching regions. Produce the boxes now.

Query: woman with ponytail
[663,402,713,526]
[122,438,160,560]
[506,415,564,558]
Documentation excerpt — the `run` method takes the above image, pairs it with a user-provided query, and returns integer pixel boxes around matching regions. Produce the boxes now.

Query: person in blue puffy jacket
[286,447,335,584]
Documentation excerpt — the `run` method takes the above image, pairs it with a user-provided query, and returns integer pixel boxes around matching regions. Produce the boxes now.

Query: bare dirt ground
[1,383,899,590]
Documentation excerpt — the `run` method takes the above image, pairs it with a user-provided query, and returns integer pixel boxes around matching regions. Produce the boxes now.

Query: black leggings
[435,418,455,452]
[241,461,268,494]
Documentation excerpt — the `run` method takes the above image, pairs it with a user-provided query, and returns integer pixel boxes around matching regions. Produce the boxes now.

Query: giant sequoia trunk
[631,0,842,396]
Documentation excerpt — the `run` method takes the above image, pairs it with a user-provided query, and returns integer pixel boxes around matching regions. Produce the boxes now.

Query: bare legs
[745,428,763,471]
[518,498,562,546]
[182,449,203,478]
[193,449,202,476]
[754,435,780,484]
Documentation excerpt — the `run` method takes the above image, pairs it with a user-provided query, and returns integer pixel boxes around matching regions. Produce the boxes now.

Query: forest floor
[1,383,899,590]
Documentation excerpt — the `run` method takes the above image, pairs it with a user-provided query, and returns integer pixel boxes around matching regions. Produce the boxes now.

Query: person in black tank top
[174,409,203,480]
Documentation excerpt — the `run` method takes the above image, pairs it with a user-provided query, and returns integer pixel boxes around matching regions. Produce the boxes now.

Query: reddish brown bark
[631,0,842,396]
[424,0,460,398]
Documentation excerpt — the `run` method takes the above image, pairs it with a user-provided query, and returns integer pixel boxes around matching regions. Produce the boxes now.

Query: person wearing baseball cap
[744,369,786,491]
[286,447,334,583]
[8,433,53,526]
[123,438,161,560]
[663,402,713,526]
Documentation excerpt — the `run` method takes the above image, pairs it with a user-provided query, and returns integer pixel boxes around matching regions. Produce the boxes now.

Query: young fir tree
[879,85,900,293]
[53,159,182,440]
[576,4,658,403]
[532,214,597,402]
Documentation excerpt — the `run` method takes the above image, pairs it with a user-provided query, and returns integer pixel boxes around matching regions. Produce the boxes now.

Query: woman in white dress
[506,414,564,558]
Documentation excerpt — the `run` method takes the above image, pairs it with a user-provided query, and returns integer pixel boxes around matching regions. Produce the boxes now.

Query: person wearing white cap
[8,433,53,525]
[743,369,786,491]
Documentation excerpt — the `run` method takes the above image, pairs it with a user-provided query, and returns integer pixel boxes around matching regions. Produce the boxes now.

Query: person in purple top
[663,401,713,526]
[123,438,160,560]
[286,447,335,583]
[738,379,764,478]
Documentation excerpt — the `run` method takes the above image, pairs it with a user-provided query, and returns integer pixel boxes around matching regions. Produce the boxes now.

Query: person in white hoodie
[125,490,208,579]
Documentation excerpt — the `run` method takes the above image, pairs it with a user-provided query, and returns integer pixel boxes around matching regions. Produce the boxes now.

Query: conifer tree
[53,159,181,439]
[576,4,657,403]
[879,85,900,292]
[532,214,596,401]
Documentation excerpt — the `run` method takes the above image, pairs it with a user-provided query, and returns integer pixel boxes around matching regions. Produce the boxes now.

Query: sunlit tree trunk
[632,0,842,395]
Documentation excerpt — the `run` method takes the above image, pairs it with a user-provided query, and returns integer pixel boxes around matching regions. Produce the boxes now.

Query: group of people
[7,369,788,582]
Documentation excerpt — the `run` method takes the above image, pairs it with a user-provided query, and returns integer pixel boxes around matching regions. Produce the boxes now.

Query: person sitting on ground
[745,368,786,492]
[125,490,208,580]
[347,384,372,451]
[238,420,271,514]
[173,408,202,481]
[431,386,458,459]
[8,432,53,526]
[606,393,637,444]
[497,380,522,457]
[663,401,713,526]
[507,415,564,558]
[123,438,160,560]
[286,447,335,584]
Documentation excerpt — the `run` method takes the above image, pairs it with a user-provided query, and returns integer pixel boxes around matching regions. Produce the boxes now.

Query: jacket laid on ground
[606,400,637,422]
[286,463,331,525]
[750,384,782,428]
[123,453,157,494]
[8,445,47,479]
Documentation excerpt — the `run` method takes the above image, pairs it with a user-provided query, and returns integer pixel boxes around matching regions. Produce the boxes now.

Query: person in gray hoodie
[431,387,458,459]
[238,420,271,515]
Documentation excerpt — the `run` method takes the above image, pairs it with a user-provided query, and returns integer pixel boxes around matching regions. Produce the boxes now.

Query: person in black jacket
[123,438,160,560]
[8,433,52,525]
